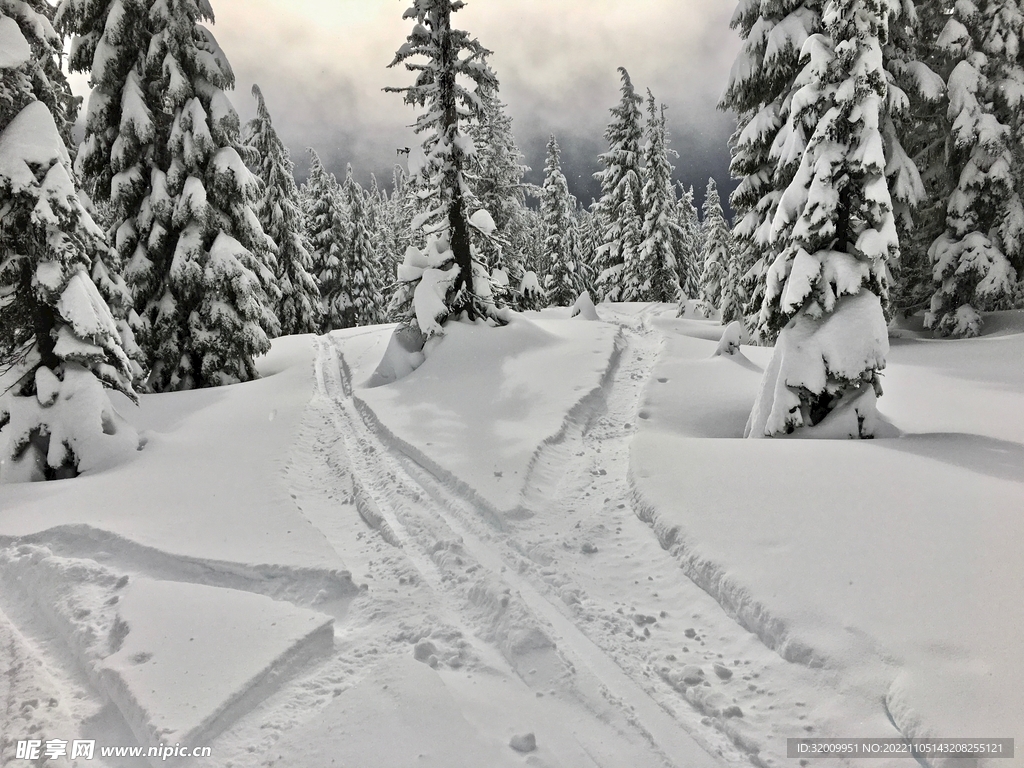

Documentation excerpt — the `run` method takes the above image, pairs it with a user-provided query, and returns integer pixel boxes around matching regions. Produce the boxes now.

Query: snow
[354,315,620,515]
[468,208,495,235]
[99,578,333,749]
[0,102,71,194]
[0,16,31,69]
[749,291,889,437]
[2,305,1022,767]
[57,270,122,343]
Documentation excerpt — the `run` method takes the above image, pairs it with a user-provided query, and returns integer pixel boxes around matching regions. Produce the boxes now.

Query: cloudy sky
[151,1,742,205]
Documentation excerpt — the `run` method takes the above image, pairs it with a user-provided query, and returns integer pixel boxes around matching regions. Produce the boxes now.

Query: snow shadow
[876,432,1024,485]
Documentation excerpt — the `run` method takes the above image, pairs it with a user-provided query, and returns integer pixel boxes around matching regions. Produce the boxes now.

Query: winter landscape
[1,1,1022,767]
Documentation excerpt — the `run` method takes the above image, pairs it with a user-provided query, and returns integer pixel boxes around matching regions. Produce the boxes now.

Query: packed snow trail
[311,333,722,768]
[325,306,908,768]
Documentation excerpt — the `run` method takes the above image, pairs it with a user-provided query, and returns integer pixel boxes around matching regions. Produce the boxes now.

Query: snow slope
[1,307,1020,768]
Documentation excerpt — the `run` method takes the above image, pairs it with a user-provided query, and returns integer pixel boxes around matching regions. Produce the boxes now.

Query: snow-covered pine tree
[636,92,680,303]
[20,0,144,382]
[386,0,504,337]
[341,188,384,327]
[671,185,703,305]
[58,0,280,390]
[1,7,137,481]
[924,0,1023,337]
[541,135,582,307]
[245,84,321,336]
[698,178,732,313]
[719,246,746,324]
[382,164,414,308]
[877,2,945,318]
[721,0,823,336]
[302,149,349,331]
[594,68,645,302]
[747,0,898,439]
[618,177,644,302]
[469,85,532,278]
[574,203,599,298]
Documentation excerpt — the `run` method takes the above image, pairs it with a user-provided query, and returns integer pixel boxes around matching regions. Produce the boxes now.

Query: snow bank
[0,336,342,569]
[630,317,1024,753]
[350,315,620,515]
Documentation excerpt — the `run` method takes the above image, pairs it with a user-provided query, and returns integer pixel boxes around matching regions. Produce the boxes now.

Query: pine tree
[541,136,582,307]
[342,189,384,327]
[386,0,503,337]
[747,0,898,439]
[470,86,532,279]
[924,0,1023,337]
[245,84,321,336]
[721,0,824,334]
[698,178,732,312]
[58,0,280,391]
[671,185,703,304]
[637,92,679,303]
[619,178,644,302]
[1,6,137,481]
[302,149,348,331]
[594,68,645,302]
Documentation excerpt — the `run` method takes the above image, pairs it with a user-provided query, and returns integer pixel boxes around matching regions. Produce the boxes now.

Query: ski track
[312,306,900,768]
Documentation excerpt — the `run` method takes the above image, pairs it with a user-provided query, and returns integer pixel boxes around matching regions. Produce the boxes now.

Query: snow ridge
[627,483,824,668]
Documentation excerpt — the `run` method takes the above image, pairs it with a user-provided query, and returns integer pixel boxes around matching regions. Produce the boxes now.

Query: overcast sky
[92,1,743,207]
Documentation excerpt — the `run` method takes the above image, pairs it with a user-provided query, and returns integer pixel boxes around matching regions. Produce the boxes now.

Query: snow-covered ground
[1,305,1020,768]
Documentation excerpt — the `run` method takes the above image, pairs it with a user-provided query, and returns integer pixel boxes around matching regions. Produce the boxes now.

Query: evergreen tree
[637,92,680,303]
[618,178,644,302]
[747,0,898,439]
[1,7,137,480]
[302,149,348,331]
[698,178,732,312]
[886,1,953,318]
[671,185,703,303]
[925,0,1023,337]
[541,136,582,307]
[245,84,321,336]
[342,189,385,327]
[536,137,585,309]
[386,0,503,336]
[58,0,280,391]
[470,85,532,279]
[721,0,824,334]
[594,68,645,302]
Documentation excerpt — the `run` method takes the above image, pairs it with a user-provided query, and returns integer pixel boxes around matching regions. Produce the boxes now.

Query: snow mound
[569,290,599,321]
[365,324,428,387]
[713,321,745,356]
[351,315,620,514]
